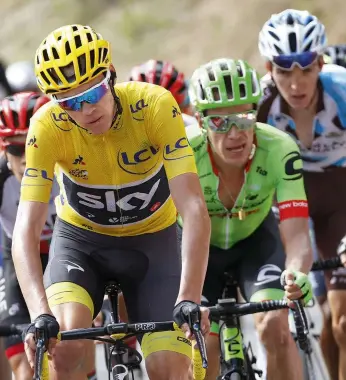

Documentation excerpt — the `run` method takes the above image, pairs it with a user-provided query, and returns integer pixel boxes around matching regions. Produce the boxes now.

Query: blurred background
[0,0,346,85]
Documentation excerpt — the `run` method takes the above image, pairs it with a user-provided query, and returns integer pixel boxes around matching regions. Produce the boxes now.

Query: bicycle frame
[218,275,250,379]
[104,281,135,379]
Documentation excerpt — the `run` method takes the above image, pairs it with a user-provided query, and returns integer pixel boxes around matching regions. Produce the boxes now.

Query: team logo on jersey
[72,155,86,165]
[256,166,267,176]
[69,168,88,180]
[117,145,160,175]
[163,137,193,161]
[172,106,181,118]
[62,164,170,226]
[130,99,148,121]
[27,135,38,148]
[24,168,53,181]
[51,112,74,131]
[283,151,303,180]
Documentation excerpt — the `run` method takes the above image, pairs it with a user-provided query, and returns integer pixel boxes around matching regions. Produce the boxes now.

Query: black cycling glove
[173,300,201,328]
[23,314,60,343]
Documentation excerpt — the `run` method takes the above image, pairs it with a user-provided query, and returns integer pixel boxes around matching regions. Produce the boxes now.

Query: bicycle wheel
[299,336,330,380]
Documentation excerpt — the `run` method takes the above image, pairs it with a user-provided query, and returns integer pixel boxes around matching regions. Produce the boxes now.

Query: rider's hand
[22,314,60,369]
[337,236,346,266]
[281,270,313,307]
[173,300,210,339]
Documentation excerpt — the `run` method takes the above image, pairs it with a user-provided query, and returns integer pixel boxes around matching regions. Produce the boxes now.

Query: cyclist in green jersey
[178,58,314,379]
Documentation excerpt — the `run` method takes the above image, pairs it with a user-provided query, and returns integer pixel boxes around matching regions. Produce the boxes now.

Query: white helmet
[259,9,327,60]
[6,61,38,93]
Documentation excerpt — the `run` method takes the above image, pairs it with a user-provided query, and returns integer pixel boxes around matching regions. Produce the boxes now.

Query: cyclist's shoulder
[115,81,170,109]
[30,100,73,135]
[255,122,298,154]
[319,65,346,95]
[185,123,207,153]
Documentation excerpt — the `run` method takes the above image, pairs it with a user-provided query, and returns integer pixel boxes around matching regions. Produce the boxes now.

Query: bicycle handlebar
[33,320,209,377]
[209,298,309,351]
[311,257,341,271]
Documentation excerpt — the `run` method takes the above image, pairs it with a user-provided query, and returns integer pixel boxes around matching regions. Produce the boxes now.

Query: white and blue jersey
[258,65,346,172]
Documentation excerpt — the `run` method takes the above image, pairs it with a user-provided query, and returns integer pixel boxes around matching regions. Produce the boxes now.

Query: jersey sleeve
[150,92,197,180]
[273,136,309,221]
[21,119,60,203]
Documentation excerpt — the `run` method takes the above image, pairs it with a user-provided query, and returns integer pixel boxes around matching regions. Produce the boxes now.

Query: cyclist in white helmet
[5,61,39,93]
[257,9,346,379]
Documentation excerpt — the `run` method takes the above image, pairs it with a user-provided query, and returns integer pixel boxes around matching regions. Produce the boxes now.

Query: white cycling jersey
[259,64,346,172]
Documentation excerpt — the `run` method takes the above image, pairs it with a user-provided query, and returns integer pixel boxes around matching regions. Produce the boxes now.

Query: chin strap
[109,71,123,129]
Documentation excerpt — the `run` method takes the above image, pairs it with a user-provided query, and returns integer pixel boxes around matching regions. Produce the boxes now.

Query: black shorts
[203,211,285,306]
[44,218,181,323]
[178,211,285,335]
[0,233,48,357]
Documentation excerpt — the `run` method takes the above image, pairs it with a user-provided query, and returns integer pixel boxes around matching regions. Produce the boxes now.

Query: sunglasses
[5,143,25,157]
[54,70,111,111]
[272,52,318,70]
[202,111,257,133]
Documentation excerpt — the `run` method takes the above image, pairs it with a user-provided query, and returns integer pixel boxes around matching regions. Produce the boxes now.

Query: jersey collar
[207,136,257,176]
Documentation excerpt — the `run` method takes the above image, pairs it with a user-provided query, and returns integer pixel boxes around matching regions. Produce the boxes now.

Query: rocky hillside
[1,0,345,79]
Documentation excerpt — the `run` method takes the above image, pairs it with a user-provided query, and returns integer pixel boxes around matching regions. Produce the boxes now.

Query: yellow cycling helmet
[35,24,111,94]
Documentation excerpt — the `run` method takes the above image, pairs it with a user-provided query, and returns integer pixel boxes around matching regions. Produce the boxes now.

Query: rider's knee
[146,351,191,380]
[9,352,32,380]
[256,311,291,351]
[332,314,346,346]
[53,339,90,373]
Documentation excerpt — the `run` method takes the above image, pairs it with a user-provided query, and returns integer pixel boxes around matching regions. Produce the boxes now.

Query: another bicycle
[207,271,310,380]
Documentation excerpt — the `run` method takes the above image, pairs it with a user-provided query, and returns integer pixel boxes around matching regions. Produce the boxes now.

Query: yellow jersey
[21,81,197,236]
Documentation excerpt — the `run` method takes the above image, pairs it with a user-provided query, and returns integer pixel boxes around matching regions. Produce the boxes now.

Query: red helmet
[0,92,50,143]
[129,60,188,107]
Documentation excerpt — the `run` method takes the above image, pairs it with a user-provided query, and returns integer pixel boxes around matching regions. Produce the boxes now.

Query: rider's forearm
[285,232,313,274]
[12,227,51,320]
[177,199,211,304]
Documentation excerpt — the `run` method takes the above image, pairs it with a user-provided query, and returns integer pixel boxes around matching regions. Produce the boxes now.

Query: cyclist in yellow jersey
[12,25,211,380]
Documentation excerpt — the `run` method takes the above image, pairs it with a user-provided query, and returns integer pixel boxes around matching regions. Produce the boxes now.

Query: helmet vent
[219,62,228,71]
[305,26,315,40]
[40,71,50,85]
[269,31,280,41]
[90,49,95,68]
[75,35,82,48]
[224,75,233,100]
[65,41,71,55]
[42,49,49,62]
[52,48,59,60]
[206,67,215,81]
[274,44,284,55]
[78,54,86,76]
[304,41,313,51]
[287,13,295,25]
[212,87,220,101]
[239,83,246,98]
[198,81,206,101]
[288,33,297,53]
